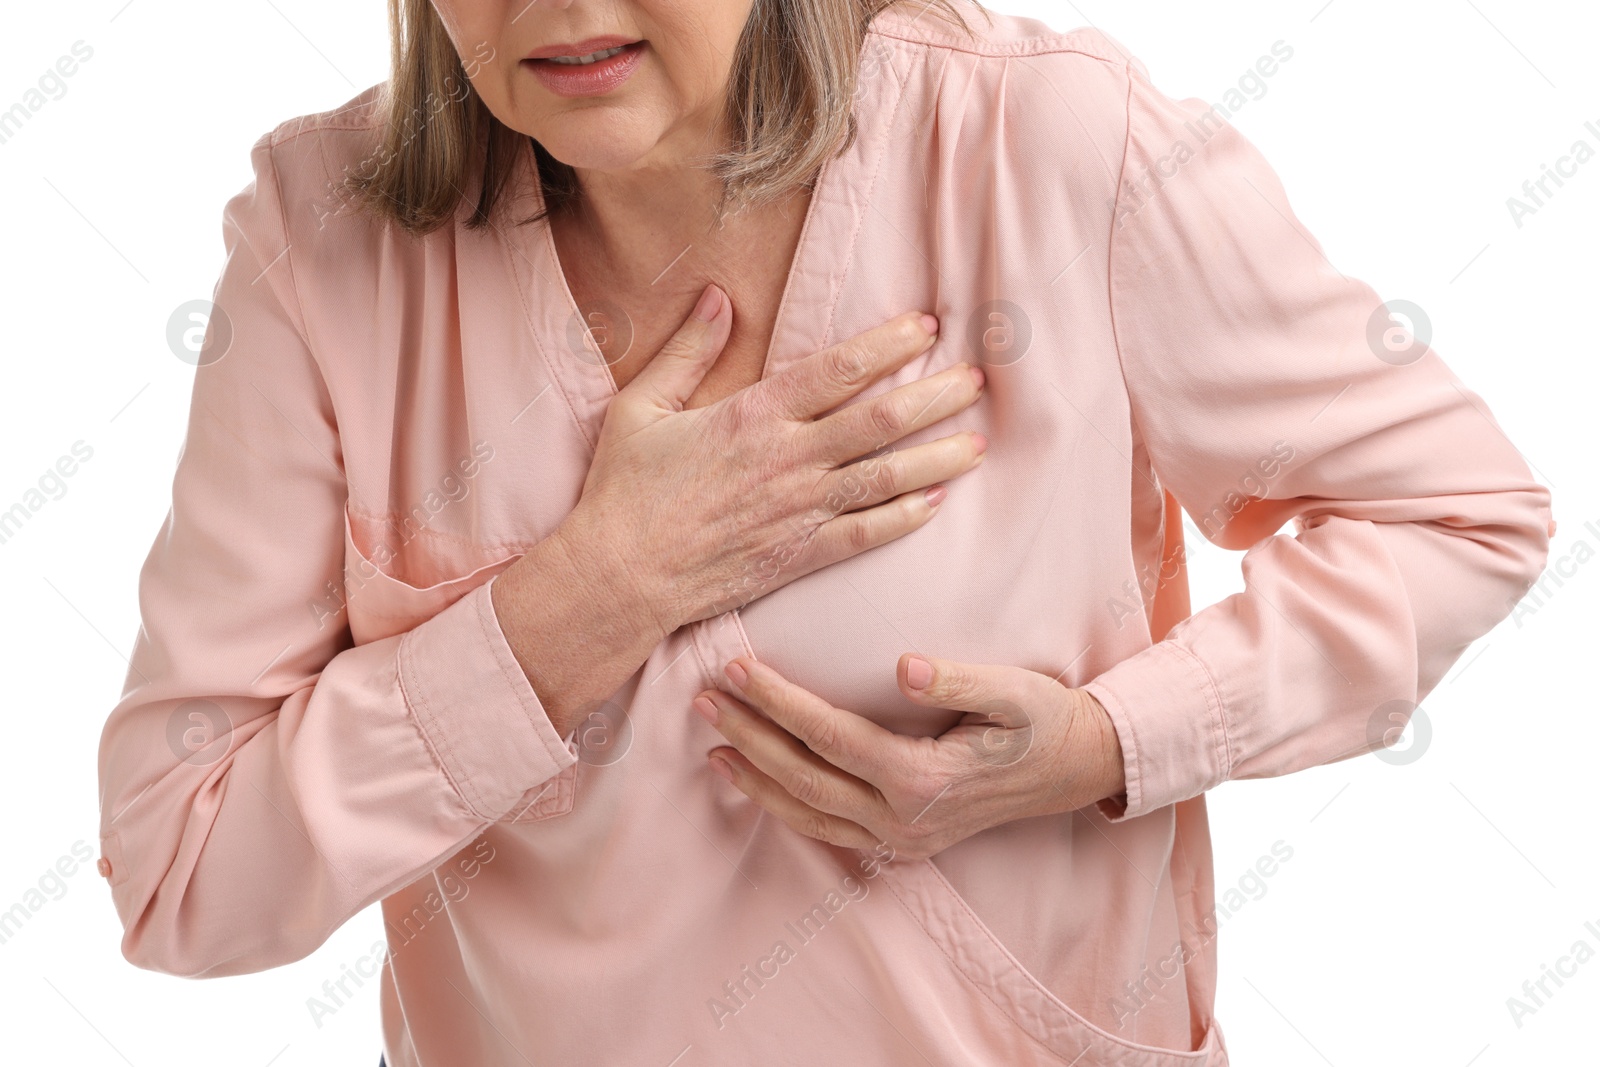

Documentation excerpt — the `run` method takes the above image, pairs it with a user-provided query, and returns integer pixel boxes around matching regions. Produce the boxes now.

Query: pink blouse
[96,6,1551,1065]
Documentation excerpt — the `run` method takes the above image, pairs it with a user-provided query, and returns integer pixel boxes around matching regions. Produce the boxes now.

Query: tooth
[544,44,627,66]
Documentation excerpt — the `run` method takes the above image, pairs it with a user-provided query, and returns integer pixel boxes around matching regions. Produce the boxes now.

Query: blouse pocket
[341,506,577,823]
[876,858,1229,1066]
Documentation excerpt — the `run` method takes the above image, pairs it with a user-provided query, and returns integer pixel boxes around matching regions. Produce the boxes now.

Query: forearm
[490,515,674,738]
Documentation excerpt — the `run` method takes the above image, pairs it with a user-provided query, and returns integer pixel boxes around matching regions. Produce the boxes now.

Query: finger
[897,653,1042,722]
[707,749,881,851]
[803,486,948,571]
[721,659,904,784]
[817,431,986,515]
[806,360,986,466]
[624,284,732,409]
[698,687,884,822]
[756,312,939,421]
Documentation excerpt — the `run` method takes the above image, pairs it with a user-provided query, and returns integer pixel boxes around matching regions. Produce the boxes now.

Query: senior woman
[96,0,1550,1063]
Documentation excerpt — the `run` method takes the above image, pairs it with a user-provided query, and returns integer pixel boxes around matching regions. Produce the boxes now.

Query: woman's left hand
[693,654,1127,861]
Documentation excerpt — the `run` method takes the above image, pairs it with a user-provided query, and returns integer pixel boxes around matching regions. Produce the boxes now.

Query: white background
[1,1,1595,1064]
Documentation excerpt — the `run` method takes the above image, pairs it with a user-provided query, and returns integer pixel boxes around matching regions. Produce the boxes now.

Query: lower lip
[523,42,646,98]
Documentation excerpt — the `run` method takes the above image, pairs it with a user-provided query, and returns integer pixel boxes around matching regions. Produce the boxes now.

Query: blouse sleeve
[1080,65,1552,821]
[95,131,577,977]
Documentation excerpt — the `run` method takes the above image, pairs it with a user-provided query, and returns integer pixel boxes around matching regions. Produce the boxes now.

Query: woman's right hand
[559,282,987,637]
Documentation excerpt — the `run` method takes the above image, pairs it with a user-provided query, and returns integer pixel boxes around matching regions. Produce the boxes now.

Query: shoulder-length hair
[345,0,980,236]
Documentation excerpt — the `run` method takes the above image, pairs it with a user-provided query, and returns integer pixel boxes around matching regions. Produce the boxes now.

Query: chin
[538,137,658,174]
[520,104,668,175]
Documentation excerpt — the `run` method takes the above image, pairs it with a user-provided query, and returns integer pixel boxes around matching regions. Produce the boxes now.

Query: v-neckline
[526,137,832,399]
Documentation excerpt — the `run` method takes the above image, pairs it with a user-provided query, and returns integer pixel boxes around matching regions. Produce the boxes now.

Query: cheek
[425,1,478,52]
[422,5,506,94]
[642,0,752,99]
[462,44,535,130]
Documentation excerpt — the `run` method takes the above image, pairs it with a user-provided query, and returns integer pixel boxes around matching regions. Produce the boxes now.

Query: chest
[341,121,1153,730]
[552,211,808,410]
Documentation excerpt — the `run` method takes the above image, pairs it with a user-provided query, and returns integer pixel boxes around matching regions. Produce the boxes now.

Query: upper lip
[524,36,640,60]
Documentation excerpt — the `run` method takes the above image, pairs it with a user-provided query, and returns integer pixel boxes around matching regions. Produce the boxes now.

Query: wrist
[488,514,674,739]
[550,504,677,645]
[1066,687,1128,809]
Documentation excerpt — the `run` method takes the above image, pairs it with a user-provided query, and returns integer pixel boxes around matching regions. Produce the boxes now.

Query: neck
[570,163,729,290]
[541,113,817,399]
[560,103,737,291]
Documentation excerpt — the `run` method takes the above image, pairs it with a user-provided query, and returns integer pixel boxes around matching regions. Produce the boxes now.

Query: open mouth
[544,44,630,66]
[523,39,647,97]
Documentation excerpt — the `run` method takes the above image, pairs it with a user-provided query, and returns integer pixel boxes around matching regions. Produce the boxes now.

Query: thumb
[625,284,732,409]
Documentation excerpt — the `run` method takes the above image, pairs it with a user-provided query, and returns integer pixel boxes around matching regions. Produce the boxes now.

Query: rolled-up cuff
[1081,639,1231,822]
[397,580,578,820]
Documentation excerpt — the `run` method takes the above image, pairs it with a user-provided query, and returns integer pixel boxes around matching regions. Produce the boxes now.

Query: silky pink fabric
[96,7,1550,1065]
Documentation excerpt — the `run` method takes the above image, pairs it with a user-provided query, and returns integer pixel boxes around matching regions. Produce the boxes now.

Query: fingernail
[924,485,947,508]
[709,756,735,783]
[969,364,986,389]
[693,285,723,322]
[724,660,749,691]
[905,655,934,690]
[693,696,719,726]
[971,431,988,454]
[920,313,939,336]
